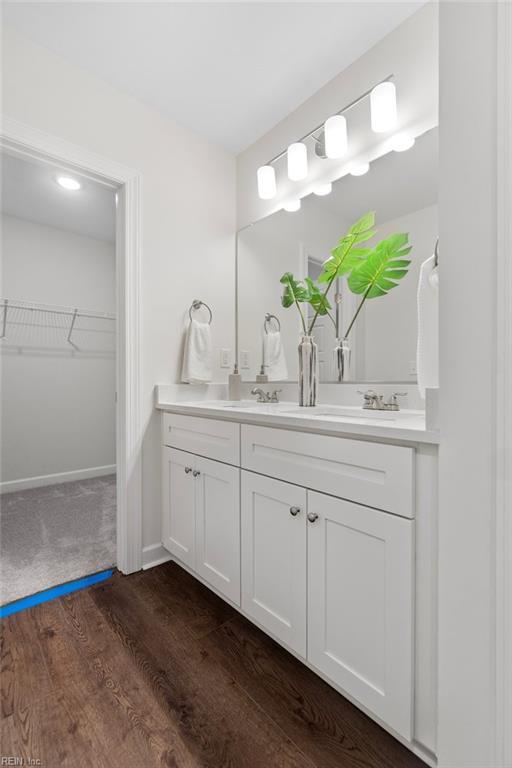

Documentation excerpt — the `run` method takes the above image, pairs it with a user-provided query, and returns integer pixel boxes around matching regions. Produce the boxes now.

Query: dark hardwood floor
[1,562,425,768]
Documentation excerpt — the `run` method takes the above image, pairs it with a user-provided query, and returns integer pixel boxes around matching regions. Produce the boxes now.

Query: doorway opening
[0,120,143,610]
[1,151,117,606]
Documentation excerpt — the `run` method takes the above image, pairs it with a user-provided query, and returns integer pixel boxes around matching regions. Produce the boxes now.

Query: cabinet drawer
[241,425,414,518]
[163,413,240,466]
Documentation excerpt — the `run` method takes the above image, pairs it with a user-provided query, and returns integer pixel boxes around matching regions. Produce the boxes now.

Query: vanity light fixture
[257,165,277,199]
[348,162,370,177]
[389,133,415,152]
[324,115,348,160]
[56,175,82,191]
[313,182,332,196]
[370,81,397,133]
[283,199,301,212]
[287,142,308,181]
[324,115,348,159]
[255,75,396,198]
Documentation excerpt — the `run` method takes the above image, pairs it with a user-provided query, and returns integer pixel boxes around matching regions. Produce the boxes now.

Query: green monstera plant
[280,211,412,338]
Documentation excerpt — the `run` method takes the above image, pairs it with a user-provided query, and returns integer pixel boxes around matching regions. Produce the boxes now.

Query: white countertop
[155,394,440,445]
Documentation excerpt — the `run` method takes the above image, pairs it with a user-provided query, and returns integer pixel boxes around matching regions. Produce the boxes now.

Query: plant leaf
[280,272,310,308]
[347,233,412,299]
[304,277,331,315]
[318,211,376,284]
[349,211,375,236]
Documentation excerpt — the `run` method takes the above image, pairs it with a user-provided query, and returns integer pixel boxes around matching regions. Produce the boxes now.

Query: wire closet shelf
[0,298,116,352]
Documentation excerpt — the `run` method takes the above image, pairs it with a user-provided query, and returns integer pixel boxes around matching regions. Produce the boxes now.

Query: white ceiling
[1,152,116,242]
[3,2,426,153]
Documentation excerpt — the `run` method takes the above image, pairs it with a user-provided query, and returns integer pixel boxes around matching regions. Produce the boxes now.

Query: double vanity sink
[156,387,438,761]
[156,395,439,444]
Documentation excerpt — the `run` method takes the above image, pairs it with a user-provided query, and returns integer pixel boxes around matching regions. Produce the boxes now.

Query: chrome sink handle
[357,389,379,409]
[251,387,271,403]
[270,389,282,403]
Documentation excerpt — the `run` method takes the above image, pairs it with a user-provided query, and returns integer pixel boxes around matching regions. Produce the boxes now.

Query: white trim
[0,116,143,574]
[0,465,116,494]
[142,543,172,570]
[495,5,512,767]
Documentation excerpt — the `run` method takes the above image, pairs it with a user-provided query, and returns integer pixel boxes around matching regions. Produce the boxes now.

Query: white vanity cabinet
[241,472,307,657]
[162,444,241,604]
[160,409,436,757]
[307,490,414,739]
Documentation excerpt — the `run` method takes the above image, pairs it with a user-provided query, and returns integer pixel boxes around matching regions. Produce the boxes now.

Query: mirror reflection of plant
[279,211,412,339]
[343,232,412,338]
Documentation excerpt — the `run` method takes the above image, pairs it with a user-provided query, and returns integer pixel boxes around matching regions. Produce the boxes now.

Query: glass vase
[298,335,318,407]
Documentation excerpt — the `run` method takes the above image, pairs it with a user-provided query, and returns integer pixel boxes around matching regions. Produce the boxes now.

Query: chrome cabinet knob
[192,470,201,477]
[184,467,192,474]
[289,506,301,517]
[307,512,319,523]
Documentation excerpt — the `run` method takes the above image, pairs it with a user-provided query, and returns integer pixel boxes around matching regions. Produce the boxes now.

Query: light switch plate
[240,349,250,369]
[220,348,230,368]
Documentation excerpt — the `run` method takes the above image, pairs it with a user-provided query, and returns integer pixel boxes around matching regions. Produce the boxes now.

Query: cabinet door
[195,455,240,605]
[241,471,307,657]
[307,491,414,740]
[162,447,196,568]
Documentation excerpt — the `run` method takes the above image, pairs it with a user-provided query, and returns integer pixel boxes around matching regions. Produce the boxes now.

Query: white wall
[438,3,498,767]
[362,204,438,382]
[1,213,116,485]
[236,3,438,228]
[1,25,236,550]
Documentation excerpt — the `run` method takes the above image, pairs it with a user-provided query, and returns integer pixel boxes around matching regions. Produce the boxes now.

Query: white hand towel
[181,319,213,384]
[263,330,288,381]
[417,254,439,398]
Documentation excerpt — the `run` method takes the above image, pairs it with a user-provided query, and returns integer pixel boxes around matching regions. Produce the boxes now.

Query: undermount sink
[281,406,400,421]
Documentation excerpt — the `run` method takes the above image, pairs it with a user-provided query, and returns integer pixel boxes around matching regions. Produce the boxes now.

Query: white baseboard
[0,464,116,494]
[142,543,172,570]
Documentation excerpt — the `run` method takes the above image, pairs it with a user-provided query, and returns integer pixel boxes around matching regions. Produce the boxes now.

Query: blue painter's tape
[0,569,114,619]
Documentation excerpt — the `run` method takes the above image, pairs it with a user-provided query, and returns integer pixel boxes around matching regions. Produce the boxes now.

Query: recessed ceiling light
[283,199,301,212]
[56,175,82,191]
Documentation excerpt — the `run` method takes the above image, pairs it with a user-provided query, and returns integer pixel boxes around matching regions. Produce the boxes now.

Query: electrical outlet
[240,349,250,369]
[409,360,417,375]
[220,348,230,368]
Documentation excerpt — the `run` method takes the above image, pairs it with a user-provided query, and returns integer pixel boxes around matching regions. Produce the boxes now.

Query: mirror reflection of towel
[181,319,213,384]
[417,254,439,398]
[263,330,288,381]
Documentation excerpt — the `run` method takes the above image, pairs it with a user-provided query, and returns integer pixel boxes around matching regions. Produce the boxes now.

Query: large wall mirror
[237,126,438,384]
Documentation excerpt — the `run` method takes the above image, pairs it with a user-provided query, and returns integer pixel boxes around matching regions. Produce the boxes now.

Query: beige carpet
[0,475,116,605]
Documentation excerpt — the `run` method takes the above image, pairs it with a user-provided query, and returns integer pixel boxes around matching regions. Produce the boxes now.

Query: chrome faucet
[251,387,282,403]
[358,390,407,411]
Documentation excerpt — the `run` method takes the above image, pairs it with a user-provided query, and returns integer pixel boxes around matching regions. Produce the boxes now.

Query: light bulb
[370,81,397,133]
[348,162,370,177]
[287,142,308,181]
[283,199,301,212]
[56,176,82,191]
[324,115,348,159]
[389,133,415,152]
[257,165,277,199]
[313,183,332,196]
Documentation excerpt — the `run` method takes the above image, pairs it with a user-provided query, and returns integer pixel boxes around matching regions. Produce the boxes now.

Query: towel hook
[434,238,439,267]
[264,313,281,333]
[189,299,212,324]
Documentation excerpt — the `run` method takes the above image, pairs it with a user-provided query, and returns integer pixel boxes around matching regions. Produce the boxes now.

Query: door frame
[0,116,143,574]
[495,3,512,764]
